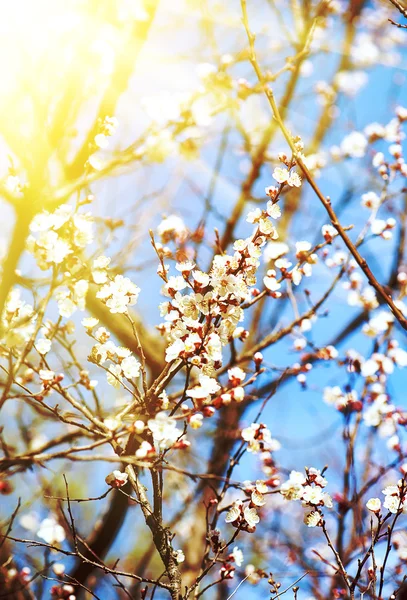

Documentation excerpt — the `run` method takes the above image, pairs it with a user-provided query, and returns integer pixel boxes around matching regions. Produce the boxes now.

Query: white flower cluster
[147,411,184,451]
[158,198,281,377]
[96,274,140,314]
[366,480,407,514]
[344,272,379,311]
[272,166,301,187]
[370,217,396,239]
[334,106,407,172]
[321,339,407,447]
[358,344,407,448]
[88,324,141,388]
[263,237,317,291]
[1,289,36,349]
[20,512,66,545]
[27,203,94,318]
[340,131,368,158]
[362,310,394,337]
[270,147,303,189]
[241,423,279,454]
[363,383,405,442]
[88,116,118,171]
[241,423,281,483]
[280,468,333,527]
[157,215,189,244]
[224,435,283,533]
[365,108,407,181]
[187,367,252,412]
[187,373,220,403]
[323,386,360,412]
[4,173,24,197]
[225,499,260,533]
[28,204,93,269]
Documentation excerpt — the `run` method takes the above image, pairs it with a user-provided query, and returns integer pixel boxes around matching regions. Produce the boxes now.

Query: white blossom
[341,131,367,157]
[105,470,128,488]
[36,338,51,355]
[148,412,181,451]
[37,517,66,545]
[96,275,140,313]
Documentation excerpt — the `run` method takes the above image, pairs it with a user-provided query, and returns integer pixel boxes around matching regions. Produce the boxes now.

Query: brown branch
[218,10,316,252]
[388,0,407,19]
[86,286,165,380]
[241,0,407,332]
[126,465,182,600]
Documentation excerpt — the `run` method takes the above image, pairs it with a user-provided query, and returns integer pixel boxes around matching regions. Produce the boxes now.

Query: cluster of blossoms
[87,323,141,388]
[88,115,118,171]
[27,203,93,318]
[364,386,402,446]
[366,479,407,515]
[102,411,189,458]
[362,310,395,338]
[156,143,309,399]
[344,272,379,311]
[262,236,317,291]
[241,423,281,483]
[323,386,360,412]
[218,546,244,580]
[3,172,24,197]
[333,105,407,164]
[2,204,97,346]
[362,344,407,379]
[186,366,263,419]
[270,147,303,188]
[157,214,189,245]
[147,411,184,452]
[96,273,140,314]
[1,566,31,587]
[86,254,141,314]
[353,4,405,67]
[50,584,76,600]
[271,166,301,188]
[157,191,282,380]
[187,372,221,406]
[35,369,64,400]
[323,107,407,311]
[330,108,407,262]
[365,106,407,178]
[225,497,260,533]
[363,384,407,454]
[205,530,244,580]
[224,426,282,533]
[28,203,93,269]
[318,111,407,447]
[280,468,333,527]
[20,512,66,546]
[0,289,36,349]
[322,339,407,451]
[261,146,328,290]
[359,109,407,241]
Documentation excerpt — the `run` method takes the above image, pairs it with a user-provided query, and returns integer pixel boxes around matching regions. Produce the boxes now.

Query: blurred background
[0,0,406,598]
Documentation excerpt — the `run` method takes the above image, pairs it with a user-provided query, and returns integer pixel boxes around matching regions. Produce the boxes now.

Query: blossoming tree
[0,0,407,599]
